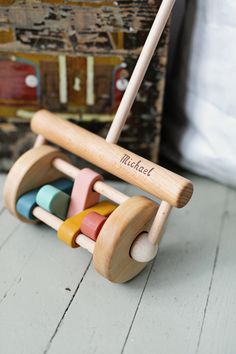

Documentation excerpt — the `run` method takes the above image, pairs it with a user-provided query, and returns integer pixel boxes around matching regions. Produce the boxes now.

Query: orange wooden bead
[57,201,117,248]
[80,212,107,241]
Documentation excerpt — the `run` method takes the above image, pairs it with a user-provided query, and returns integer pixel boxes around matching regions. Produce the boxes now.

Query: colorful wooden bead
[16,189,38,221]
[36,185,70,220]
[54,178,73,195]
[67,168,104,218]
[80,212,107,241]
[57,201,117,248]
[16,178,73,220]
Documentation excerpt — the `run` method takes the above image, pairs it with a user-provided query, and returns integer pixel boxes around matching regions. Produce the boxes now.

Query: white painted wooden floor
[0,173,235,354]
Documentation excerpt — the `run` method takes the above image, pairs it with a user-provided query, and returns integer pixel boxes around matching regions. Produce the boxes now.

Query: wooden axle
[33,134,46,148]
[32,204,157,263]
[148,201,172,245]
[33,206,95,253]
[32,110,193,208]
[53,158,129,205]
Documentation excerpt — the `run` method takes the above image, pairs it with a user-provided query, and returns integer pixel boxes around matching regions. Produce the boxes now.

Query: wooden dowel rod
[52,158,129,205]
[148,201,172,245]
[33,206,62,230]
[32,110,193,208]
[34,135,46,148]
[93,180,129,205]
[53,158,79,180]
[32,206,164,262]
[32,206,95,254]
[130,202,172,262]
[75,234,95,254]
[106,0,176,144]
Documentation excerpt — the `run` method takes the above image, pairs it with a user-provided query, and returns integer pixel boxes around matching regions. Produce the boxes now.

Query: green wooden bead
[16,178,73,220]
[36,185,70,220]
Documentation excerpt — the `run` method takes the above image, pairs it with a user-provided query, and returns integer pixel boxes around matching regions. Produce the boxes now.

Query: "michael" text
[120,154,154,177]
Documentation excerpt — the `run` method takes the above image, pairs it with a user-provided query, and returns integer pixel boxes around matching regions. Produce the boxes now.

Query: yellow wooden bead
[57,201,117,248]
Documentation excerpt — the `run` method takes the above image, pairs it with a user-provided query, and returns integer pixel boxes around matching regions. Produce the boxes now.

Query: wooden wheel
[3,145,70,222]
[93,196,158,283]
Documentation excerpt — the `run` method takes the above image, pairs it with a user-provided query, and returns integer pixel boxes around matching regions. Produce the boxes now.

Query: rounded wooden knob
[130,232,158,263]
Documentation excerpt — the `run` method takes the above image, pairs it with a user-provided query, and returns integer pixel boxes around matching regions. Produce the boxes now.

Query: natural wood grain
[93,196,158,283]
[3,145,70,222]
[31,110,193,208]
[33,206,62,231]
[122,177,229,354]
[1,175,235,354]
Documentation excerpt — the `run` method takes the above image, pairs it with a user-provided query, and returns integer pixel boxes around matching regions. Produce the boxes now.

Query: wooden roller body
[31,110,193,208]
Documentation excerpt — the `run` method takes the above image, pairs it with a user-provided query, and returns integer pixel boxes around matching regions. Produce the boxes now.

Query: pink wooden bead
[80,212,107,241]
[67,168,103,217]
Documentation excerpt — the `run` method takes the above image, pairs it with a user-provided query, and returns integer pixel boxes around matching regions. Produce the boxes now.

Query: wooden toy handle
[106,0,176,144]
[31,110,193,208]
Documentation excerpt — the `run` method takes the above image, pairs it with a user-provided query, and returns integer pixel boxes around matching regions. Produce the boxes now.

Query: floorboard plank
[44,182,155,354]
[0,222,92,354]
[122,176,228,354]
[197,188,236,354]
[1,174,235,354]
[0,180,129,354]
[46,261,153,354]
[0,210,21,250]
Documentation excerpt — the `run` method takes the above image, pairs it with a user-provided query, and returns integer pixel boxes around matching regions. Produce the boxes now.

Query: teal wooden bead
[16,178,73,220]
[36,185,70,220]
[53,178,73,195]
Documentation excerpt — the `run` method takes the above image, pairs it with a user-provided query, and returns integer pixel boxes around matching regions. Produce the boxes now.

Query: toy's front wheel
[93,196,158,283]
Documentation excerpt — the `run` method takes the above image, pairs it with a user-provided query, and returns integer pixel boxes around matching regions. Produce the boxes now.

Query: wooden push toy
[3,0,193,283]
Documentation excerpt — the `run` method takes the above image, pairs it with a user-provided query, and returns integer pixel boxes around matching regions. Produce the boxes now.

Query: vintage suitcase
[0,0,169,171]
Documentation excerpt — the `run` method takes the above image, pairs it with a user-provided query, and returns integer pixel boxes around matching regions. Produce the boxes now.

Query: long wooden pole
[106,0,176,144]
[105,0,176,253]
